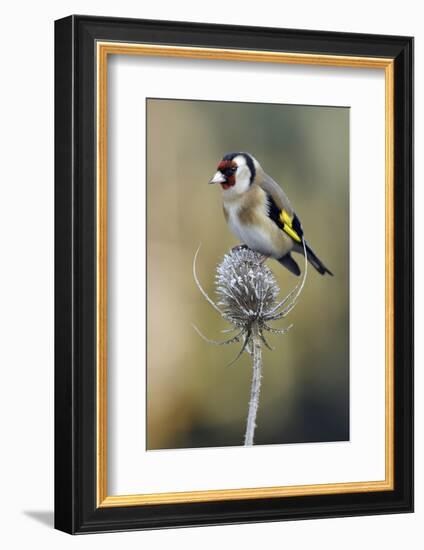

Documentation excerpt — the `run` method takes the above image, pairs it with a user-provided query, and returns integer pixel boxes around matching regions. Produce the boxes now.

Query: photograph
[52,15,413,534]
[0,0,418,543]
[146,98,350,450]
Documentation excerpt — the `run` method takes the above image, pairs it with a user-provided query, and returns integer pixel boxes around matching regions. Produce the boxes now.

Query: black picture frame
[55,14,413,534]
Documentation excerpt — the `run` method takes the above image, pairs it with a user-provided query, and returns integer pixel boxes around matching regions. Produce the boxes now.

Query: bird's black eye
[223,167,236,177]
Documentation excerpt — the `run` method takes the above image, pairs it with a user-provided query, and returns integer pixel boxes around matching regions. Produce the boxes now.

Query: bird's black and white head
[209,152,259,197]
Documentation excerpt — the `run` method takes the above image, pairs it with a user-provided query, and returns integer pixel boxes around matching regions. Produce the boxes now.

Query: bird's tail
[304,242,333,276]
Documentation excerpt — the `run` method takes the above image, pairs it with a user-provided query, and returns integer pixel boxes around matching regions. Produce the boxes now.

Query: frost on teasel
[193,243,308,447]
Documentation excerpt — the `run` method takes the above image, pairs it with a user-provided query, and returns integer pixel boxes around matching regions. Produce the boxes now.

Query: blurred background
[146,98,349,450]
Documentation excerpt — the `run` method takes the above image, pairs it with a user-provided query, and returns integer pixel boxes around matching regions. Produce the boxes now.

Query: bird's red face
[217,160,237,189]
[209,160,238,189]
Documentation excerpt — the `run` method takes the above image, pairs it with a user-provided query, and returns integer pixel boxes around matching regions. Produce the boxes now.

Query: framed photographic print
[54,15,413,534]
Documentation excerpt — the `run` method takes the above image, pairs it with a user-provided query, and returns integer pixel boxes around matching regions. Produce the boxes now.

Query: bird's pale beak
[209,171,226,184]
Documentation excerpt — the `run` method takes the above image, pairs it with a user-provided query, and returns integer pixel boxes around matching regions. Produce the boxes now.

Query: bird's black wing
[265,192,333,276]
[265,193,304,243]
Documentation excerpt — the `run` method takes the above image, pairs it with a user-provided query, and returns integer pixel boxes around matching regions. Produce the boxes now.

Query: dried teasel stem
[193,243,308,446]
[244,323,262,446]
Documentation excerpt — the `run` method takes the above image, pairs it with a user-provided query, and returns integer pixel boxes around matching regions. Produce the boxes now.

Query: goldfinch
[209,152,333,276]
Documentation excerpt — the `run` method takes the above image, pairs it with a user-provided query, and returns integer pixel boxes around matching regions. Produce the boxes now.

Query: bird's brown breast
[236,184,264,225]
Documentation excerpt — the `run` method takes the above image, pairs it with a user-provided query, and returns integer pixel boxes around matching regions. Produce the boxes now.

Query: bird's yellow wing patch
[265,192,304,243]
[279,210,302,243]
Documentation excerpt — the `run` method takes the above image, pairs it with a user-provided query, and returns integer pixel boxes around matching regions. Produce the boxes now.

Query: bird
[208,152,333,277]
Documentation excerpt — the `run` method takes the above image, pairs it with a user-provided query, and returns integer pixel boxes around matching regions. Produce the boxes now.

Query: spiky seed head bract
[215,248,280,330]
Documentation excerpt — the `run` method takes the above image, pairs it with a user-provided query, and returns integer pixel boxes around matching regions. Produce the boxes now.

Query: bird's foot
[231,245,269,264]
[231,244,249,253]
[259,254,270,265]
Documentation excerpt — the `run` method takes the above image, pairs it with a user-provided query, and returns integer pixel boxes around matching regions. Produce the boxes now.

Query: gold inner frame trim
[96,41,395,508]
